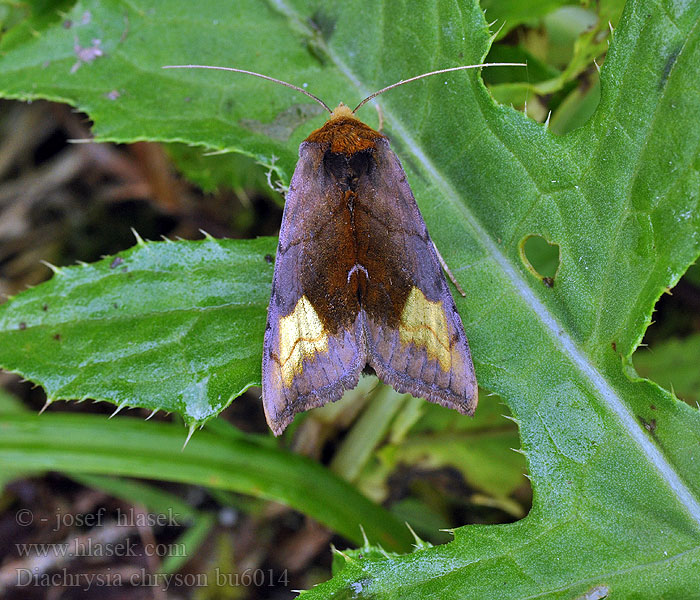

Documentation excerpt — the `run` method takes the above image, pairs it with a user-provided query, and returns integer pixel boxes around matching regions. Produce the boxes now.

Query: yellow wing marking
[399,287,451,371]
[278,295,329,386]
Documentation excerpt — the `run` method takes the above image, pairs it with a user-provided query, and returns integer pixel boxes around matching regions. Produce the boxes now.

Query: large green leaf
[0,0,699,597]
[0,236,275,424]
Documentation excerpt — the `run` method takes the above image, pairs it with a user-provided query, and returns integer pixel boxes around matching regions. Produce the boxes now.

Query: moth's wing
[262,142,366,436]
[356,138,477,413]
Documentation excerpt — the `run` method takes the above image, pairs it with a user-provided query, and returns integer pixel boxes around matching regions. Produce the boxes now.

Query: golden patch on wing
[278,295,329,386]
[399,287,451,371]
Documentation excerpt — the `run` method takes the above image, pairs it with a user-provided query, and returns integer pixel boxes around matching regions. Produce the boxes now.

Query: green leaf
[0,387,34,488]
[0,387,25,414]
[634,334,700,407]
[0,0,699,597]
[165,143,278,198]
[333,393,527,515]
[548,76,601,135]
[0,412,413,551]
[374,400,527,501]
[329,385,410,483]
[0,237,275,425]
[480,0,571,38]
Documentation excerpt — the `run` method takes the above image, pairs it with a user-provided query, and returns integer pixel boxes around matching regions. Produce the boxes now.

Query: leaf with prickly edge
[0,237,276,427]
[633,334,700,407]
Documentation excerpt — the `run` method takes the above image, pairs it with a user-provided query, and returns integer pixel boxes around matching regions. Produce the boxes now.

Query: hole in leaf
[519,235,560,285]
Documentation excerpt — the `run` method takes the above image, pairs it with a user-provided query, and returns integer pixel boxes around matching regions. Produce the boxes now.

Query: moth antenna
[162,65,333,114]
[352,62,527,113]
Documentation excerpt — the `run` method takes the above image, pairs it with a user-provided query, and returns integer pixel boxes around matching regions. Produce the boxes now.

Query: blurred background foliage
[0,1,696,598]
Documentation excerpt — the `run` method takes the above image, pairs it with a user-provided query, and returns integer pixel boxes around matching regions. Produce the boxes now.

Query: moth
[164,62,521,435]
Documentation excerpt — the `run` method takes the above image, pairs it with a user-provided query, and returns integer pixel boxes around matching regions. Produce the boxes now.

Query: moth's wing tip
[268,419,288,437]
[459,392,479,416]
[263,394,291,436]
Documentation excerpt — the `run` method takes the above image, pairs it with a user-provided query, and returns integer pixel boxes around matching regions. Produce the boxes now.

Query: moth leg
[375,103,384,132]
[432,240,466,297]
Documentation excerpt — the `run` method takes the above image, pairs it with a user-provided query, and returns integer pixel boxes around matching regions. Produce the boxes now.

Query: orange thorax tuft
[305,104,384,155]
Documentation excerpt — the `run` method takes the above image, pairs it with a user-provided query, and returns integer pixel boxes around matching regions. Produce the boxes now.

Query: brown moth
[164,62,523,435]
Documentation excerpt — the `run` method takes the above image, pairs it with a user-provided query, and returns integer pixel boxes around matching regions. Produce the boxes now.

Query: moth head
[328,103,356,121]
